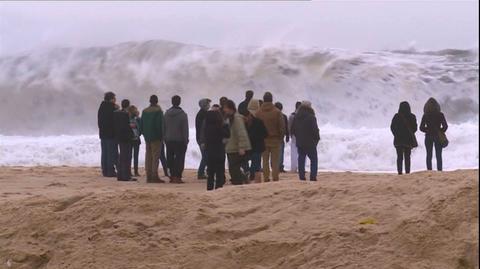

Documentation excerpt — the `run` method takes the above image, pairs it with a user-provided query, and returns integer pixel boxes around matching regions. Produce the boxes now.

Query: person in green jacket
[223,100,252,185]
[141,95,165,183]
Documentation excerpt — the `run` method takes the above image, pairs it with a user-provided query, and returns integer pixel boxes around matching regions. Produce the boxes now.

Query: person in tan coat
[255,92,285,181]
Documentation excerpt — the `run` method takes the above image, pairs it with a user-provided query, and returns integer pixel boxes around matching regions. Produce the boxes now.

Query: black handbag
[438,130,449,148]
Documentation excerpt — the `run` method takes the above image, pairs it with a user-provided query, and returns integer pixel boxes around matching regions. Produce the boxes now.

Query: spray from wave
[0,40,478,170]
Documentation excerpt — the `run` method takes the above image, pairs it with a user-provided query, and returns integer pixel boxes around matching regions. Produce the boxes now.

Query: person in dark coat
[238,90,254,117]
[113,99,136,181]
[390,101,418,175]
[275,102,290,173]
[98,91,118,177]
[244,99,268,183]
[291,101,320,181]
[420,97,448,171]
[202,110,230,190]
[195,98,211,179]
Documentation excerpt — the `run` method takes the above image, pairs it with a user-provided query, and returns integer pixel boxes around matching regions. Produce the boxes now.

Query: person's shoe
[130,178,138,182]
[197,175,207,180]
[254,172,262,183]
[148,178,165,183]
[170,177,185,184]
[279,168,286,173]
[310,178,317,181]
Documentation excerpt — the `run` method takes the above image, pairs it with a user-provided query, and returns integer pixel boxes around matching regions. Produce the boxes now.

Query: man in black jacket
[113,99,136,181]
[275,102,290,173]
[291,101,320,181]
[238,90,253,116]
[98,92,118,177]
[195,98,211,179]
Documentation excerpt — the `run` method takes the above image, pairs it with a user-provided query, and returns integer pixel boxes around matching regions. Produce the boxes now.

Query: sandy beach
[0,167,478,269]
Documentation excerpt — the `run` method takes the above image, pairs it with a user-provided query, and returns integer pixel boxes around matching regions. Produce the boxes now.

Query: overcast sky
[0,1,478,56]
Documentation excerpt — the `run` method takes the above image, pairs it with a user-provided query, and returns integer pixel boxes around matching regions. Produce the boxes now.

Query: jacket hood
[199,98,211,110]
[260,102,276,112]
[295,105,315,119]
[165,106,185,117]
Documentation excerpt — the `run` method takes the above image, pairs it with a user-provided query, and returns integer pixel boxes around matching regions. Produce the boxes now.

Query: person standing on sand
[256,92,285,182]
[274,102,290,173]
[128,105,142,177]
[291,101,319,181]
[390,101,418,175]
[288,101,302,173]
[420,97,448,171]
[244,99,268,183]
[113,99,136,182]
[164,95,189,184]
[141,95,165,183]
[202,109,230,190]
[223,100,252,185]
[195,98,211,180]
[238,90,254,118]
[98,91,118,177]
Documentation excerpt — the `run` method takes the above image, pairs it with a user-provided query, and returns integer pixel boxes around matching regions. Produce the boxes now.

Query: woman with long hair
[420,97,448,171]
[390,101,418,175]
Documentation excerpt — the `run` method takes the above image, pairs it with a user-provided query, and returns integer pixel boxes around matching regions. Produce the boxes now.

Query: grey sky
[0,1,478,56]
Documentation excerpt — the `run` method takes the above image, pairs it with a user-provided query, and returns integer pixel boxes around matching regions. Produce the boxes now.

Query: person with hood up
[390,101,418,175]
[202,109,231,190]
[98,91,118,177]
[255,92,285,182]
[223,100,252,185]
[288,101,302,172]
[195,98,211,179]
[244,99,268,183]
[164,95,189,184]
[420,97,448,171]
[141,95,165,183]
[291,101,319,181]
[113,99,136,181]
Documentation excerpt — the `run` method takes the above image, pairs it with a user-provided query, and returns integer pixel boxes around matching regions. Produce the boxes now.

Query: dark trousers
[166,141,187,178]
[279,141,285,170]
[132,140,140,173]
[249,151,262,175]
[298,146,318,181]
[117,142,132,181]
[227,153,247,185]
[159,141,169,177]
[395,146,411,174]
[101,138,118,177]
[198,144,207,177]
[206,148,226,190]
[425,135,443,171]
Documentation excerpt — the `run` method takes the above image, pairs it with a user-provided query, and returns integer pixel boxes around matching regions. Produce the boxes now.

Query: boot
[254,172,262,183]
[134,168,140,177]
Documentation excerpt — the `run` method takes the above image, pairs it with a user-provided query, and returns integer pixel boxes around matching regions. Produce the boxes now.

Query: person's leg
[279,141,285,172]
[166,142,175,177]
[133,142,140,176]
[206,149,215,190]
[262,147,271,182]
[396,147,404,175]
[117,143,129,181]
[178,142,187,178]
[126,143,133,179]
[151,140,162,181]
[101,139,107,176]
[290,136,298,172]
[160,141,169,177]
[425,136,434,170]
[216,152,226,189]
[308,147,318,181]
[227,153,245,185]
[105,139,117,177]
[198,144,207,179]
[297,146,307,180]
[271,142,281,181]
[434,140,443,171]
[404,147,411,174]
[145,142,152,181]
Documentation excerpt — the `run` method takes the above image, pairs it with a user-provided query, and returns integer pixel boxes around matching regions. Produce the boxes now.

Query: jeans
[249,152,262,176]
[145,140,162,181]
[279,141,285,171]
[198,144,207,177]
[166,141,187,178]
[101,138,118,177]
[395,146,411,174]
[290,136,298,172]
[425,135,443,171]
[206,148,226,190]
[132,140,140,173]
[227,153,247,185]
[298,146,318,181]
[117,142,132,181]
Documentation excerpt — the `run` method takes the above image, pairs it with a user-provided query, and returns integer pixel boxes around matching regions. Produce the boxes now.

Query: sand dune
[0,167,478,269]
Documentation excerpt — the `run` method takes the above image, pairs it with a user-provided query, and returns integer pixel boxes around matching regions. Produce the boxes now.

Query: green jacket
[141,105,164,143]
[225,113,252,154]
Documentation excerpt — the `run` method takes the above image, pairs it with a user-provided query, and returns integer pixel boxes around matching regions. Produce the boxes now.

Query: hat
[247,98,261,115]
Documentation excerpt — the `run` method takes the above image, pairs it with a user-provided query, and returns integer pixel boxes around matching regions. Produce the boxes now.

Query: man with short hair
[98,92,118,177]
[274,102,290,173]
[141,95,165,183]
[113,99,136,181]
[238,90,254,116]
[164,95,189,184]
[255,92,285,182]
[288,101,302,172]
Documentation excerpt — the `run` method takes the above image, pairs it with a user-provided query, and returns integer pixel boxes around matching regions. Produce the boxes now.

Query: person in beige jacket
[223,99,252,185]
[255,92,285,181]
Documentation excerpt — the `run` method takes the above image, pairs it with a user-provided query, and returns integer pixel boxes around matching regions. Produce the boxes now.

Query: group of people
[97,90,449,189]
[97,90,320,189]
[390,97,449,175]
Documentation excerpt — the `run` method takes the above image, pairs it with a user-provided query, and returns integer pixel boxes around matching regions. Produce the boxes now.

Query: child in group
[128,105,142,176]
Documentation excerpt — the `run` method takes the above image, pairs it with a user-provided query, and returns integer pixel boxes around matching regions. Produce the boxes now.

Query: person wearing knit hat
[244,98,268,183]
